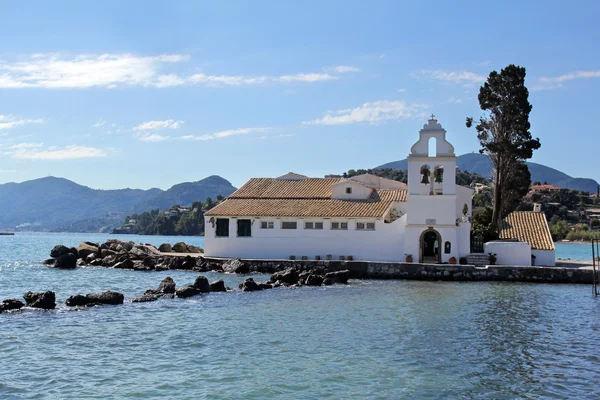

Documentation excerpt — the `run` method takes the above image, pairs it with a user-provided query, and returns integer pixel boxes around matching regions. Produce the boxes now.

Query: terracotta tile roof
[499,211,555,251]
[229,178,342,199]
[530,184,560,191]
[206,177,406,218]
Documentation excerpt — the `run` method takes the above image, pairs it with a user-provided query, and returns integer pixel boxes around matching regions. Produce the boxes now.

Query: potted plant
[405,254,413,263]
[488,252,497,265]
[449,256,457,264]
[459,256,468,265]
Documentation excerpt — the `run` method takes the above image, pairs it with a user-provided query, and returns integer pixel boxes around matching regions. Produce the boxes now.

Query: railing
[470,236,484,254]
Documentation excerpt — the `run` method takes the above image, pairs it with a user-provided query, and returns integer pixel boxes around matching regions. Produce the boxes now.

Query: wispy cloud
[540,70,600,83]
[0,53,189,89]
[0,169,17,173]
[136,133,169,142]
[412,70,486,84]
[92,119,105,128]
[0,115,43,130]
[329,66,360,73]
[530,83,564,91]
[397,88,406,93]
[179,127,270,141]
[304,100,429,125]
[133,119,183,131]
[5,143,106,160]
[0,53,349,89]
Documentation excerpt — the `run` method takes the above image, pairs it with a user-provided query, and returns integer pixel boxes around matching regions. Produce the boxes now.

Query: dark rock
[43,258,56,266]
[76,259,87,267]
[172,242,189,253]
[322,278,333,285]
[298,270,311,284]
[23,291,56,309]
[131,294,159,303]
[192,276,210,293]
[0,298,24,312]
[175,286,201,298]
[89,258,104,266]
[305,274,324,286]
[187,245,203,254]
[101,249,117,258]
[168,256,196,270]
[223,258,249,274]
[113,259,134,269]
[50,244,71,258]
[269,268,299,285]
[86,291,124,305]
[55,252,77,269]
[241,278,262,292]
[324,270,350,284]
[158,276,176,294]
[77,242,98,259]
[142,257,156,268]
[158,243,172,252]
[85,253,97,263]
[162,293,175,299]
[258,283,273,289]
[65,294,91,307]
[209,279,226,292]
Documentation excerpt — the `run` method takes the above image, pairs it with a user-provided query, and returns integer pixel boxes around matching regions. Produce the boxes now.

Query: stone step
[466,254,490,266]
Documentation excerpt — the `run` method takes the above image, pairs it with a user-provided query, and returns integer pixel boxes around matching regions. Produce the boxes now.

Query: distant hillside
[377,153,599,193]
[133,176,236,212]
[0,175,237,231]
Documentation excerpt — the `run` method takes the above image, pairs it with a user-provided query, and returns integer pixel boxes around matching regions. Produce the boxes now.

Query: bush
[565,230,600,241]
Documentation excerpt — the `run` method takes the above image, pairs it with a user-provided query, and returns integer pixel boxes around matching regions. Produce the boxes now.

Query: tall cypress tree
[467,64,541,232]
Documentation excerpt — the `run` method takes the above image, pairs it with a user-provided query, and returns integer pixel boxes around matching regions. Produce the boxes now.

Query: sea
[1,233,599,399]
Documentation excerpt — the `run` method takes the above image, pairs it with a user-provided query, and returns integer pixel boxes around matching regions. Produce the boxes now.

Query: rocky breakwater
[44,240,211,272]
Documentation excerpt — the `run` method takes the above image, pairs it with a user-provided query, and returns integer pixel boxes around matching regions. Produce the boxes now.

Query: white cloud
[329,66,360,73]
[92,119,105,128]
[540,70,600,83]
[397,88,406,93]
[133,119,182,131]
[7,144,106,160]
[277,73,338,83]
[0,53,190,89]
[530,83,564,91]
[446,96,464,104]
[413,70,486,84]
[0,115,43,130]
[0,53,351,89]
[0,169,17,173]
[179,127,269,141]
[9,142,43,149]
[136,133,169,142]
[304,100,429,125]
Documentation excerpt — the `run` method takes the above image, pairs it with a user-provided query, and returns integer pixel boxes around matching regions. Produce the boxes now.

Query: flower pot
[449,257,457,264]
[405,255,413,263]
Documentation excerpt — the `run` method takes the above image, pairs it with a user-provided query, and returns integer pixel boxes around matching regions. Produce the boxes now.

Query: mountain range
[0,175,236,231]
[377,153,599,193]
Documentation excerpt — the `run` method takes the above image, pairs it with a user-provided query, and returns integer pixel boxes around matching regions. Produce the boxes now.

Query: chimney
[533,203,542,213]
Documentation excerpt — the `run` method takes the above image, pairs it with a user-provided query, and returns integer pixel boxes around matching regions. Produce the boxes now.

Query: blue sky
[0,0,598,190]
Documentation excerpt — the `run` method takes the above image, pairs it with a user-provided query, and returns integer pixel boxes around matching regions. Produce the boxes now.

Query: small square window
[346,187,352,194]
[340,222,348,230]
[305,222,314,229]
[331,222,339,230]
[366,222,375,230]
[315,222,323,230]
[261,221,274,229]
[356,222,365,230]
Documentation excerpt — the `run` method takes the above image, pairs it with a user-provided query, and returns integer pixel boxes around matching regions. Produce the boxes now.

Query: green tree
[466,64,541,232]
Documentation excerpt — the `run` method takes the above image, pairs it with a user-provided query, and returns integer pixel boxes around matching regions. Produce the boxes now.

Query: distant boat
[0,232,15,235]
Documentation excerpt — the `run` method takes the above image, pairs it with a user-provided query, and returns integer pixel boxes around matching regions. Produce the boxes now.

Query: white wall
[204,215,407,262]
[406,194,457,226]
[485,241,532,266]
[532,249,556,266]
[350,174,406,190]
[331,181,373,200]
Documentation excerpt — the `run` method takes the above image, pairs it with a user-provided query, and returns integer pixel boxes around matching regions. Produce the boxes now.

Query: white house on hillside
[204,117,474,262]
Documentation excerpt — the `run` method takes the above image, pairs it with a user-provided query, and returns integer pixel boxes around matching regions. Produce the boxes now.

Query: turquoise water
[555,242,595,261]
[1,233,600,399]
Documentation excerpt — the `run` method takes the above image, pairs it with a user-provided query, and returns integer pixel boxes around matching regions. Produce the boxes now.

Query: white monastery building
[204,117,555,266]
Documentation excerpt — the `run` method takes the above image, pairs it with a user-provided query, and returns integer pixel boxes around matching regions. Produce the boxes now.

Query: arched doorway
[420,228,441,263]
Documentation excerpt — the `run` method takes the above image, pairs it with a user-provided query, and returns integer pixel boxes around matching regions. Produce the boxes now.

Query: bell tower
[406,116,458,226]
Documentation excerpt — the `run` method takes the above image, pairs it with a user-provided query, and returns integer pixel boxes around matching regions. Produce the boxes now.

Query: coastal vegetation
[116,197,222,236]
